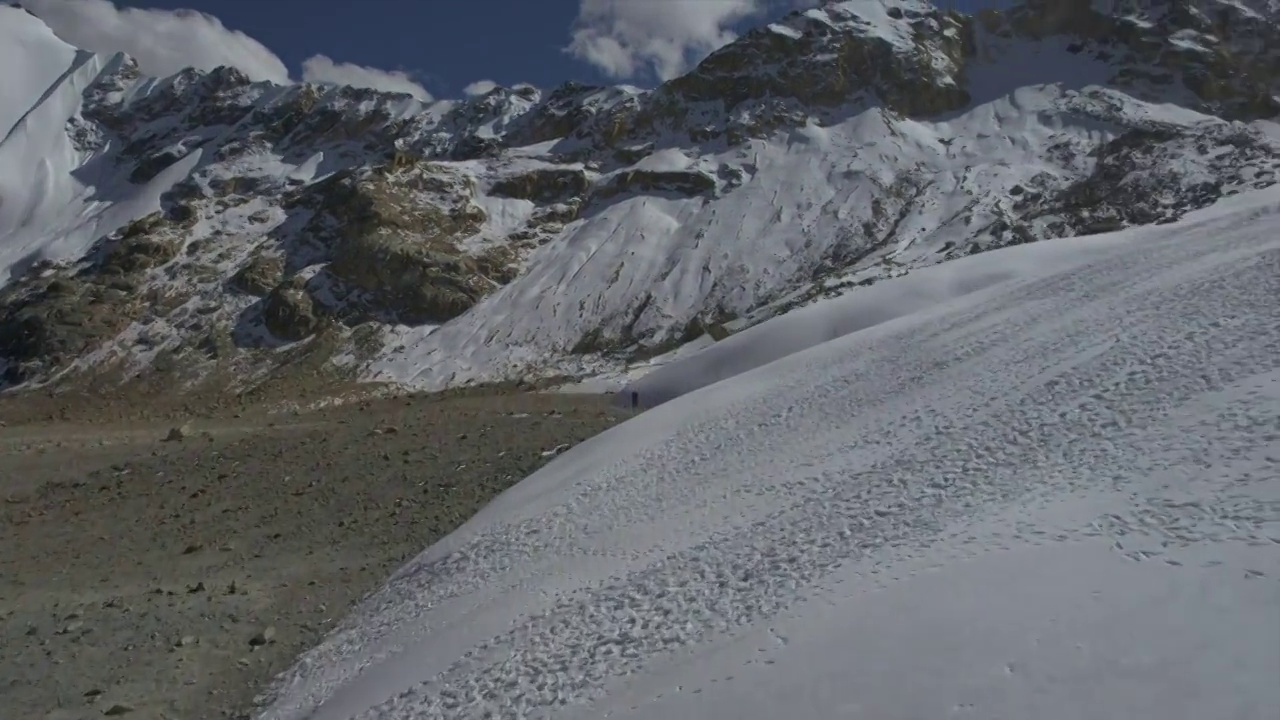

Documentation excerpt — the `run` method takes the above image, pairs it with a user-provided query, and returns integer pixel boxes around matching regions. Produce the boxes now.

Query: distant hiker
[630,391,639,410]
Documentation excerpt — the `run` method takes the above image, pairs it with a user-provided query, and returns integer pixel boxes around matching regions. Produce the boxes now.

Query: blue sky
[115,0,607,96]
[22,0,1012,100]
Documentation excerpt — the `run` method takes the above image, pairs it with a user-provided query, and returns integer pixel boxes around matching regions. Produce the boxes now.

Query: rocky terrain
[0,390,624,720]
[0,0,1276,398]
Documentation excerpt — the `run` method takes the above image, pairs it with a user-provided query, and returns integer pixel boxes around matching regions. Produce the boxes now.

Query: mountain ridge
[0,0,1276,395]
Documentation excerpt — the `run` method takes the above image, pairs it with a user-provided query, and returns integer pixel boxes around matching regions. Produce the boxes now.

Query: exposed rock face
[0,279,130,385]
[669,1,973,115]
[262,279,320,341]
[491,169,590,203]
[230,253,285,297]
[330,240,487,324]
[506,82,629,146]
[1028,123,1280,236]
[595,170,717,200]
[294,164,499,325]
[990,0,1280,120]
[0,208,200,384]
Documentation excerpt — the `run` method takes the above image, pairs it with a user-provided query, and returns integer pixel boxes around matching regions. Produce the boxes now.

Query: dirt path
[0,391,624,720]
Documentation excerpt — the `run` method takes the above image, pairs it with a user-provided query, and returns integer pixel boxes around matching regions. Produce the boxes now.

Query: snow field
[258,189,1280,718]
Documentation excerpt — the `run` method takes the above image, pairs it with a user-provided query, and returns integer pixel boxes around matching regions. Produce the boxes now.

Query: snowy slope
[256,187,1280,719]
[0,4,76,137]
[623,218,1159,407]
[0,5,202,286]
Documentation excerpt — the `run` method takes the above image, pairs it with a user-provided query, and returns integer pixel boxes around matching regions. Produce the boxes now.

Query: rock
[328,236,484,325]
[175,635,197,647]
[101,231,180,276]
[307,165,504,325]
[593,169,717,201]
[249,626,276,646]
[165,424,192,442]
[103,703,136,716]
[129,147,186,184]
[182,542,203,554]
[230,253,285,297]
[656,0,972,132]
[490,168,589,203]
[262,281,320,341]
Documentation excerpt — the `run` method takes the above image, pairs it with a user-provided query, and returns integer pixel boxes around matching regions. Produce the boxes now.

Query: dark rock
[262,280,320,341]
[128,148,185,184]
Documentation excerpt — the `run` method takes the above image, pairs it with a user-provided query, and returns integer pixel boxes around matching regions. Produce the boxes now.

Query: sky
[16,0,1008,101]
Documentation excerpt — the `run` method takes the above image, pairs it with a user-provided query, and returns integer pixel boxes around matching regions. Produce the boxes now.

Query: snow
[0,5,78,139]
[630,148,694,173]
[0,6,194,285]
[368,75,1244,390]
[765,23,803,40]
[257,187,1280,719]
[623,214,1168,408]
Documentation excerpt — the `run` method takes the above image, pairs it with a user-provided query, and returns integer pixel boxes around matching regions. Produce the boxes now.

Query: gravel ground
[0,390,624,720]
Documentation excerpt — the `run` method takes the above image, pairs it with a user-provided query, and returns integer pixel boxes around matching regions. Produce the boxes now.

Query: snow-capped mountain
[1,0,1277,393]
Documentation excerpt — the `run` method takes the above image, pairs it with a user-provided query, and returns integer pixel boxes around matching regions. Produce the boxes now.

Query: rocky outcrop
[262,278,320,341]
[128,148,188,184]
[669,1,972,116]
[284,163,510,326]
[230,253,285,297]
[1027,123,1280,236]
[508,82,618,146]
[0,203,205,384]
[990,0,1280,120]
[490,168,590,203]
[594,169,717,200]
[0,277,136,384]
[578,0,975,151]
[329,239,487,324]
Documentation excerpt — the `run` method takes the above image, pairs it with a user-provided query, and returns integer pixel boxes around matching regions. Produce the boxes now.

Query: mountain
[256,184,1280,718]
[1,0,1277,396]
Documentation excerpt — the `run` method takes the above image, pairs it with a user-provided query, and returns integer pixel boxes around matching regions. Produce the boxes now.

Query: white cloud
[20,0,433,100]
[300,55,432,100]
[20,0,290,83]
[565,0,768,81]
[463,79,500,96]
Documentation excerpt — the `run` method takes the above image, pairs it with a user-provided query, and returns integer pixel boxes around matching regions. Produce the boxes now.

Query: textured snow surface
[624,221,1151,407]
[258,188,1280,719]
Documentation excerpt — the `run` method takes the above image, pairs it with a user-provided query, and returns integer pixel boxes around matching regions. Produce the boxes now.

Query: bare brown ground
[0,388,625,719]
